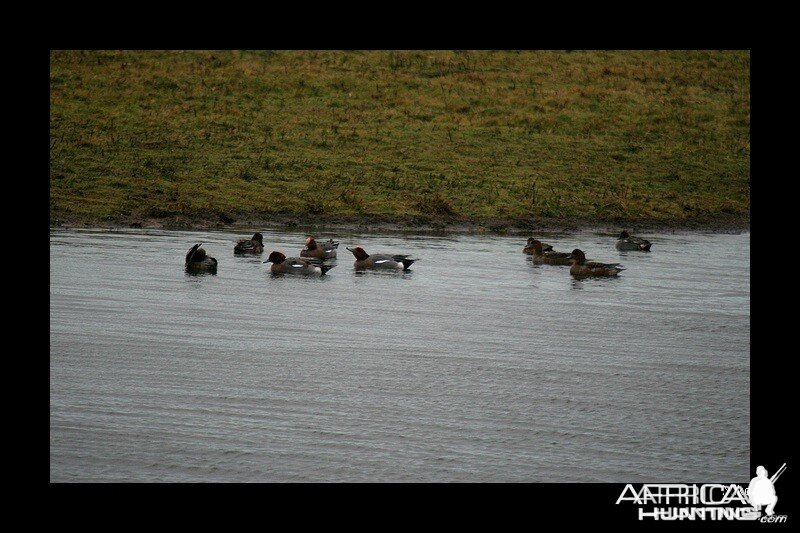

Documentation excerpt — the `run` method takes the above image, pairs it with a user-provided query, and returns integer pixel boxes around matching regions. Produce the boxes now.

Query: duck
[300,236,338,259]
[346,246,416,270]
[185,243,218,272]
[615,230,652,251]
[569,249,624,277]
[523,237,553,254]
[526,239,573,265]
[263,251,334,275]
[234,232,264,254]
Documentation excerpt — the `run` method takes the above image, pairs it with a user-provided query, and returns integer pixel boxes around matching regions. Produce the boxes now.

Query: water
[50,228,750,482]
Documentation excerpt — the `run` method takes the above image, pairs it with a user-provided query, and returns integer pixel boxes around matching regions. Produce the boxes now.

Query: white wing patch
[374,260,389,264]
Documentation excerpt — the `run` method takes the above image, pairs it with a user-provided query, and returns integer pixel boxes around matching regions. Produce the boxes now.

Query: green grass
[50,50,750,225]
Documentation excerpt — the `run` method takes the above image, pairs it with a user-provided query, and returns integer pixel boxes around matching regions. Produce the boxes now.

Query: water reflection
[569,275,625,290]
[184,268,217,277]
[267,272,333,282]
[353,269,414,278]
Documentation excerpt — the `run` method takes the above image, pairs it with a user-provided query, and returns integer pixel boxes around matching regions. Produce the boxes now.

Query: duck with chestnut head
[569,249,624,277]
[615,230,652,251]
[234,232,265,254]
[346,246,416,271]
[263,251,334,275]
[300,236,338,259]
[185,243,218,273]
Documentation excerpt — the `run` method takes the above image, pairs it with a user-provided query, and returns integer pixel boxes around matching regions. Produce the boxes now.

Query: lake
[50,227,750,482]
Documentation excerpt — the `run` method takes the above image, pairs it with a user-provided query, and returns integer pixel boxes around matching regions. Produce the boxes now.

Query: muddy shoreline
[50,212,750,236]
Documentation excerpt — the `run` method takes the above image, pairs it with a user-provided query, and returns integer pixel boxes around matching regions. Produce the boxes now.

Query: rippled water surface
[50,228,750,482]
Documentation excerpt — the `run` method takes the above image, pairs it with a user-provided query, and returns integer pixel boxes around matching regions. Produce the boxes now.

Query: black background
[39,28,786,530]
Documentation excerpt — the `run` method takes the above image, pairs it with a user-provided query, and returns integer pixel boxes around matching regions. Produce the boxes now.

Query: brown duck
[185,243,218,272]
[527,240,573,265]
[523,237,553,254]
[234,232,264,254]
[300,237,338,259]
[615,230,652,251]
[569,249,624,277]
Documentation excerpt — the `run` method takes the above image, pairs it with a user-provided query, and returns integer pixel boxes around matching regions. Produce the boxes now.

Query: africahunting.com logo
[616,463,787,522]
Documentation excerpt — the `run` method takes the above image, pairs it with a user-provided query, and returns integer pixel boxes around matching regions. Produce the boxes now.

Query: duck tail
[640,242,652,251]
[320,264,336,275]
[186,243,202,264]
[401,259,415,270]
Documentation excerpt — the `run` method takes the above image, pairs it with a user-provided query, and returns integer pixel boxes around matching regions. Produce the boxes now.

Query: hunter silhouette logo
[746,463,785,517]
[616,462,788,522]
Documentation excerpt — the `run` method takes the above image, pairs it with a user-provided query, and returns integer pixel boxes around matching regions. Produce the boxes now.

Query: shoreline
[50,212,750,236]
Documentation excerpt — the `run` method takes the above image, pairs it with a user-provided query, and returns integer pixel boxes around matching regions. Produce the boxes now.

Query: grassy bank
[50,50,750,229]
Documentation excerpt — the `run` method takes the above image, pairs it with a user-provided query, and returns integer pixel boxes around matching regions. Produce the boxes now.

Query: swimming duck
[526,239,573,265]
[185,243,218,272]
[234,232,264,254]
[615,230,652,251]
[569,249,624,277]
[346,246,416,270]
[300,236,338,259]
[523,237,553,254]
[263,251,334,275]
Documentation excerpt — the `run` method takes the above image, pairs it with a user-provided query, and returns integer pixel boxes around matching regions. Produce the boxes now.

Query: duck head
[530,239,544,254]
[252,232,264,244]
[346,246,369,260]
[304,236,318,250]
[619,230,629,239]
[263,251,286,264]
[571,249,586,265]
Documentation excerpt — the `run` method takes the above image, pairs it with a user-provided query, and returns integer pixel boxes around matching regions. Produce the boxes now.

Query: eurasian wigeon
[185,243,218,272]
[526,239,573,265]
[263,251,334,275]
[523,237,553,254]
[615,230,652,251]
[300,236,338,259]
[346,246,416,271]
[569,249,624,277]
[234,232,265,254]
